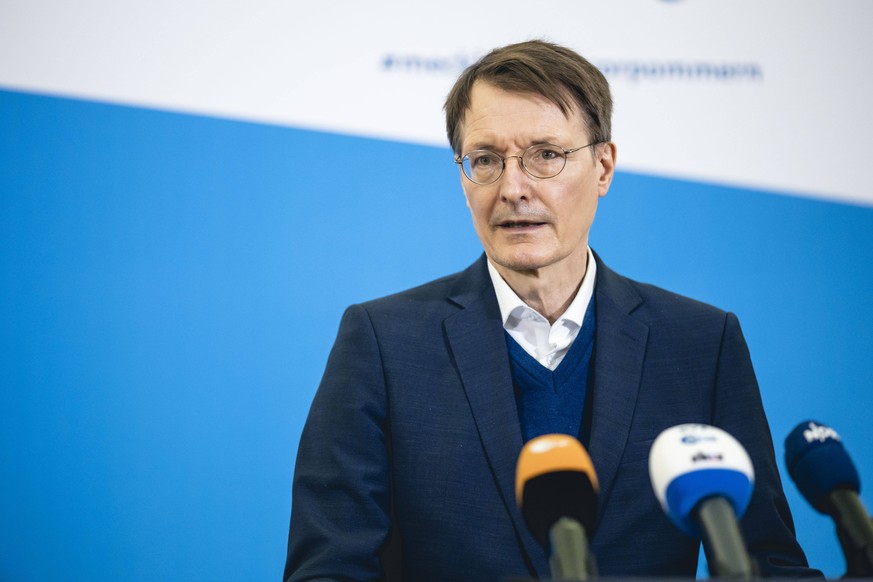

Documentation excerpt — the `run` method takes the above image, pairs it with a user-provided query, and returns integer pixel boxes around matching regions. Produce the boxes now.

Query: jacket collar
[588,251,649,516]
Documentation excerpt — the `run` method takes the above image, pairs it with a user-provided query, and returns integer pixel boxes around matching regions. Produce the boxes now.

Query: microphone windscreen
[516,434,599,545]
[784,420,860,513]
[649,424,754,536]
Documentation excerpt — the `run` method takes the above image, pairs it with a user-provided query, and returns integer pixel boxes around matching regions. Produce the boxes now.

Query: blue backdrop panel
[1,89,871,580]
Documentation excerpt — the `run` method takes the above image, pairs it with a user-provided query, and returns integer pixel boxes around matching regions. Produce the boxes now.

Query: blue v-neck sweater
[506,298,595,443]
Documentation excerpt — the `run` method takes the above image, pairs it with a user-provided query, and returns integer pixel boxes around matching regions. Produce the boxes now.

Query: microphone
[516,434,599,580]
[784,420,873,577]
[649,423,757,578]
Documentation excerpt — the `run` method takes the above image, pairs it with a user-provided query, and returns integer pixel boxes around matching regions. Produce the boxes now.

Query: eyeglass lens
[461,143,568,184]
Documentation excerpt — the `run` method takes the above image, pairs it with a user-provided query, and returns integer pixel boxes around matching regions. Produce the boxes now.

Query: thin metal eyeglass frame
[454,141,602,185]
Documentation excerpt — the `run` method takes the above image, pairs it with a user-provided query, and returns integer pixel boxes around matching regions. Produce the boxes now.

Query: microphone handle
[829,489,873,577]
[548,516,596,580]
[695,496,755,579]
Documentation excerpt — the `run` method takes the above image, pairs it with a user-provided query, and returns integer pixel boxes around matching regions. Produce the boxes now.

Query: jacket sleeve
[283,304,393,582]
[712,312,822,578]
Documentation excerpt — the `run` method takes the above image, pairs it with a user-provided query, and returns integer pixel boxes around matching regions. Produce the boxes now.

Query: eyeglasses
[455,141,600,185]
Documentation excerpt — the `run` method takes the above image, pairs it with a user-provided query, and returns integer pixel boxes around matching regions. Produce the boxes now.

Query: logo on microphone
[691,451,724,463]
[803,422,841,444]
[681,434,716,445]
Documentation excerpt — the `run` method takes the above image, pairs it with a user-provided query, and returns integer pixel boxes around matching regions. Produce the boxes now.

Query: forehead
[460,81,587,150]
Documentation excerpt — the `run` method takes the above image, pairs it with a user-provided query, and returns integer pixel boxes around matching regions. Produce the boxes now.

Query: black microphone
[785,420,873,577]
[649,423,758,579]
[516,433,599,580]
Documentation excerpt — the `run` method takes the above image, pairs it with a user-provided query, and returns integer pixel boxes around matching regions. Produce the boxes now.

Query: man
[284,40,816,581]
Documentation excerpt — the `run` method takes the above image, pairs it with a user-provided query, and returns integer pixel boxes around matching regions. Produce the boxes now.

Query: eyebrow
[464,138,564,153]
[465,141,497,152]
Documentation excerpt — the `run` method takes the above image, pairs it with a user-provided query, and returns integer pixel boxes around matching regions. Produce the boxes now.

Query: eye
[469,151,500,168]
[532,145,563,162]
[470,152,499,168]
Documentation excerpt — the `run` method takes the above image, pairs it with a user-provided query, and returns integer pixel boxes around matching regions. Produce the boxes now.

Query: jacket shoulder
[353,255,490,318]
[596,255,727,319]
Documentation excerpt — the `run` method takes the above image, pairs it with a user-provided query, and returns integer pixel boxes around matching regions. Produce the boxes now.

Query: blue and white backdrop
[2,1,872,579]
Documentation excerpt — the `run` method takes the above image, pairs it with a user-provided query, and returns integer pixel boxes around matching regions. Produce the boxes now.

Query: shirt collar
[486,247,597,330]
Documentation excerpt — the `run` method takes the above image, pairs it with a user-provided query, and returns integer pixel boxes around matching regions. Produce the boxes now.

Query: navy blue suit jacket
[284,253,814,581]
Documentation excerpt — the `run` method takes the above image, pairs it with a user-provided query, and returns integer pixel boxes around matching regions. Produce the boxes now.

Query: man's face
[458,81,616,276]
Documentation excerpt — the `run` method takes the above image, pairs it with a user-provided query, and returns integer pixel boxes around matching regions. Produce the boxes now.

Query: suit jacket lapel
[588,254,649,514]
[443,255,548,574]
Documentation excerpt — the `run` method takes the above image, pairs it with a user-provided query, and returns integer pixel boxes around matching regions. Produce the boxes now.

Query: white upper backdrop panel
[2,0,872,206]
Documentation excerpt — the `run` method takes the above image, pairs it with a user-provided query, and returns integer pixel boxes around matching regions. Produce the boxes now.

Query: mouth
[497,220,547,230]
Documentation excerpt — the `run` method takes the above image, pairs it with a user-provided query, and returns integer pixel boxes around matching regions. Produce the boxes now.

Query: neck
[493,250,589,325]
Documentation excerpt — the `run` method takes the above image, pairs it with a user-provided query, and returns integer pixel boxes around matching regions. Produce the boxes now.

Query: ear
[596,142,617,198]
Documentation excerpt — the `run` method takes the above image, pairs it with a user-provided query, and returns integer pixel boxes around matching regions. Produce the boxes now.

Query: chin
[491,251,555,273]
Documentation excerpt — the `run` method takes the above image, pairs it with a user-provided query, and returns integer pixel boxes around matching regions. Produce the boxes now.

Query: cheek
[555,189,598,230]
[461,177,471,209]
[464,193,490,222]
[470,204,490,229]
[461,184,478,213]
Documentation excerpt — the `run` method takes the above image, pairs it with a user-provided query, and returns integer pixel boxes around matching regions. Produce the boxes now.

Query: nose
[498,155,530,202]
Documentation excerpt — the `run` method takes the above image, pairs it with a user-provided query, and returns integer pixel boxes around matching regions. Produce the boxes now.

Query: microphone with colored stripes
[649,423,757,578]
[516,433,599,580]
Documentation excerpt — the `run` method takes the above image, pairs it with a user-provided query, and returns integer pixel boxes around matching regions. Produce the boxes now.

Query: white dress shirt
[486,247,597,370]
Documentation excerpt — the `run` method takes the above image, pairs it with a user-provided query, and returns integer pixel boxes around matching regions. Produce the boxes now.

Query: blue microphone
[785,420,873,577]
[649,424,757,578]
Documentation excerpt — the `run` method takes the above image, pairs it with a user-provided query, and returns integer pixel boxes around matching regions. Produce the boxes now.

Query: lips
[499,220,546,228]
[491,209,551,231]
